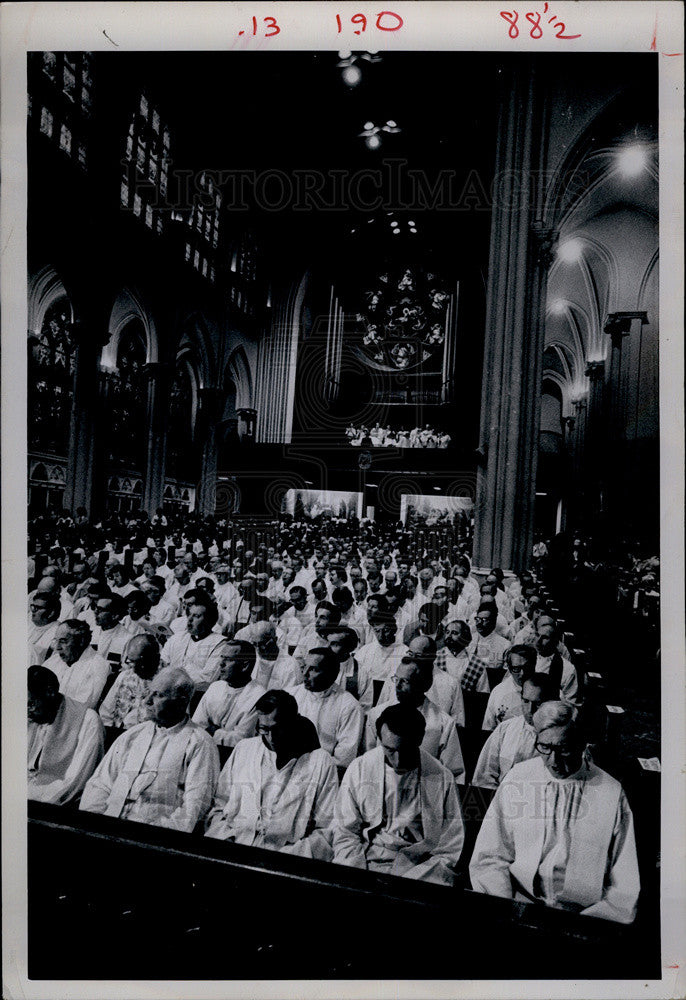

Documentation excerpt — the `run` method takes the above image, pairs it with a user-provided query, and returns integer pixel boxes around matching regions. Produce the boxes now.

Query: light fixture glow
[365,134,381,150]
[409,227,417,234]
[392,229,400,235]
[550,298,567,315]
[341,64,362,87]
[390,221,399,228]
[617,144,649,178]
[557,238,584,264]
[363,121,375,131]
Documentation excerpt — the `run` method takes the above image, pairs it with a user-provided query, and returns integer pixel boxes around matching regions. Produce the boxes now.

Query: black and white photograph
[2,3,684,997]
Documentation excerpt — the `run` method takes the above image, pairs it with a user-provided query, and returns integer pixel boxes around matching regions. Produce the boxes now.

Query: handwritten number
[554,21,581,39]
[336,14,342,32]
[500,10,519,37]
[376,10,403,30]
[525,11,543,38]
[351,13,367,33]
[264,15,280,36]
[251,16,257,35]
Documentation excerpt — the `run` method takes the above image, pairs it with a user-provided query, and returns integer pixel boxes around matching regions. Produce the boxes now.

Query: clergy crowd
[26,507,650,925]
[345,423,452,449]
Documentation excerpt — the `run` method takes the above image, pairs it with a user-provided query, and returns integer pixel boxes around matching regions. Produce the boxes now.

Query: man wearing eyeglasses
[472,672,558,789]
[364,656,465,785]
[482,644,537,731]
[470,700,640,924]
[28,592,62,665]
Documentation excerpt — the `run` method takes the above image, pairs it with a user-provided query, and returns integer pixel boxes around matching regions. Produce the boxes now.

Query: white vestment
[80,717,220,832]
[205,736,338,859]
[482,672,524,731]
[43,647,111,710]
[90,622,131,662]
[160,630,226,691]
[435,646,490,694]
[98,668,153,730]
[192,678,266,746]
[28,619,60,665]
[535,653,580,706]
[28,696,104,804]
[471,714,537,789]
[469,756,640,924]
[334,746,464,885]
[377,666,465,726]
[288,684,364,768]
[355,640,405,709]
[365,697,465,784]
[253,651,300,691]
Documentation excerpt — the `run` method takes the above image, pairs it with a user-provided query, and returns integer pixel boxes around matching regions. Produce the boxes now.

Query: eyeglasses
[535,741,578,758]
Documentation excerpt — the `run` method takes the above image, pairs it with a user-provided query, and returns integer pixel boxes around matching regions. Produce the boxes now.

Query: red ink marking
[526,10,543,38]
[264,15,280,36]
[500,10,519,37]
[335,13,342,32]
[664,52,682,56]
[238,29,244,35]
[376,10,403,31]
[251,15,257,35]
[650,15,657,50]
[554,21,581,39]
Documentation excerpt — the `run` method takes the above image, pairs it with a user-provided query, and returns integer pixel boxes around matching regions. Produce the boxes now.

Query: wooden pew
[28,801,658,981]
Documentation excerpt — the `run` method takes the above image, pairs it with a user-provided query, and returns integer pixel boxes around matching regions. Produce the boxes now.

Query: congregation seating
[25,506,661,978]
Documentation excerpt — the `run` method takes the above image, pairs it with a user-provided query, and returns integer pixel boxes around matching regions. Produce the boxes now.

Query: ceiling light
[550,298,567,315]
[408,220,415,226]
[557,238,584,264]
[365,134,381,150]
[617,144,649,178]
[409,227,417,234]
[390,221,399,228]
[392,229,400,235]
[363,121,375,132]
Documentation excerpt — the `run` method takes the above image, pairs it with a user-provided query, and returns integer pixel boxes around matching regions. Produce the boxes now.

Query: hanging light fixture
[336,51,382,88]
[358,119,402,150]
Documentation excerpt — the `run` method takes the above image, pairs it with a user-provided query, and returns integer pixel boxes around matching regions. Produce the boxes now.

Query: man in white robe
[28,592,62,665]
[43,620,111,710]
[287,647,364,769]
[435,620,490,694]
[334,704,464,885]
[470,701,640,924]
[28,665,104,804]
[89,593,132,665]
[99,633,161,731]
[251,621,300,690]
[468,605,511,675]
[378,635,465,726]
[160,596,226,692]
[192,639,265,747]
[365,656,465,784]
[482,644,537,730]
[534,616,580,707]
[472,673,558,789]
[81,666,220,832]
[205,689,338,859]
[323,626,362,699]
[355,615,405,710]
[279,586,314,651]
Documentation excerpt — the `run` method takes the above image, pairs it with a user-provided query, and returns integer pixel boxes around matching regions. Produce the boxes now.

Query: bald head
[124,633,160,679]
[145,666,195,727]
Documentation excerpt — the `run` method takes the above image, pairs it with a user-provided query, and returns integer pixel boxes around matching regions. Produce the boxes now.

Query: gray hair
[154,665,195,704]
[533,700,579,735]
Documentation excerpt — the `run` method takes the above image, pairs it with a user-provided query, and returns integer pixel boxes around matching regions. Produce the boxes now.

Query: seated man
[435,620,490,694]
[534,615,580,706]
[90,592,131,665]
[251,621,300,690]
[28,591,62,665]
[334,704,465,885]
[43,620,111,710]
[28,664,104,804]
[482,644,537,730]
[289,647,364,769]
[324,625,362,698]
[205,689,338,859]
[98,633,161,732]
[292,600,342,670]
[469,701,640,924]
[160,592,226,692]
[378,635,465,726]
[465,604,511,688]
[192,640,265,747]
[356,613,405,710]
[80,666,220,832]
[365,656,465,784]
[471,672,558,789]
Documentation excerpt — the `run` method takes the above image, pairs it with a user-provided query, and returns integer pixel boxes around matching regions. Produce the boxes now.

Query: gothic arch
[101,287,158,369]
[225,344,253,411]
[28,266,74,335]
[178,312,215,389]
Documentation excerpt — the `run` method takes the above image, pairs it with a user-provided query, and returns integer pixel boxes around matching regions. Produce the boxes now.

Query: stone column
[63,317,103,516]
[472,63,554,575]
[142,362,169,516]
[196,387,225,516]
